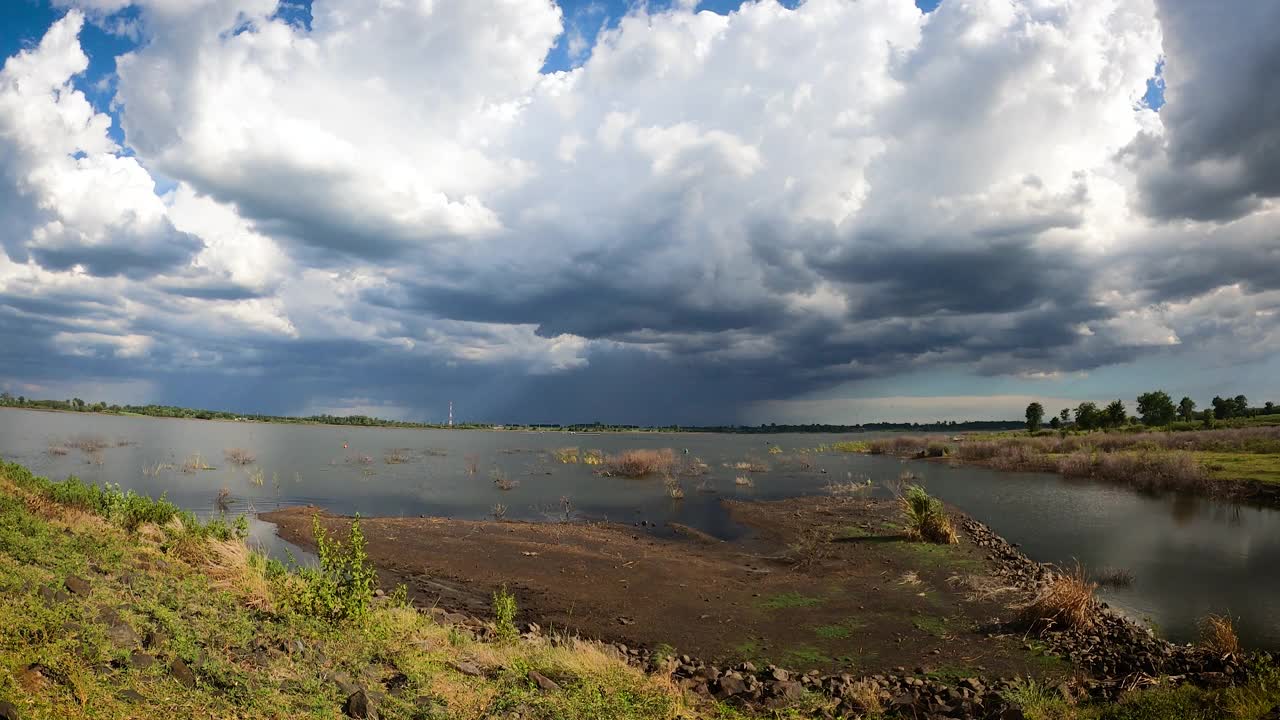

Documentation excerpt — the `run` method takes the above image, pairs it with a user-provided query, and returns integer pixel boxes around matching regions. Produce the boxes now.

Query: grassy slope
[0,461,806,720]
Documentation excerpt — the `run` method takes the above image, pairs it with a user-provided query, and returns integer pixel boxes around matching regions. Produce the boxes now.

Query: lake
[2,407,1277,649]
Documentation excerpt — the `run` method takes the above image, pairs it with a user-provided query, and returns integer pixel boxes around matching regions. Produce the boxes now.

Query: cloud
[1130,0,1280,221]
[1,0,1278,422]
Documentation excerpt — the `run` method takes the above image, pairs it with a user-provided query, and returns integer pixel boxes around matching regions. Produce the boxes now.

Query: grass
[831,440,870,453]
[223,448,256,466]
[1198,452,1280,485]
[899,485,957,545]
[1094,568,1134,588]
[757,592,823,610]
[0,459,751,720]
[1019,563,1097,632]
[1199,614,1240,656]
[811,619,864,640]
[859,426,1280,495]
[598,449,676,478]
[911,614,950,637]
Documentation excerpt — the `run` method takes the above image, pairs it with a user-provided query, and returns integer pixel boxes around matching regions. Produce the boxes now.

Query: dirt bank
[263,496,1063,681]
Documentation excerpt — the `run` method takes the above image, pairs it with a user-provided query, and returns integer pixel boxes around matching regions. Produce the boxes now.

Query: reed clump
[1019,563,1097,632]
[1199,614,1240,656]
[599,449,675,478]
[224,448,256,465]
[899,485,957,544]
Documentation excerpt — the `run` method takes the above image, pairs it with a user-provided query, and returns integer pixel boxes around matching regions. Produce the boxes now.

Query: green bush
[287,514,377,622]
[493,585,519,642]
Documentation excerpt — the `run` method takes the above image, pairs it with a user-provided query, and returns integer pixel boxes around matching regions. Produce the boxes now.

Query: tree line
[1024,392,1277,432]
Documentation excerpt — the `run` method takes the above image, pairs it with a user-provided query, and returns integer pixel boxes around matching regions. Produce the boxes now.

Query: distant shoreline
[0,403,1025,435]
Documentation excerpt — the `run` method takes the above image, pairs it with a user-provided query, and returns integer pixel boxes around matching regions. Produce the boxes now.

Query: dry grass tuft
[825,476,872,495]
[464,454,480,476]
[553,447,580,464]
[845,680,883,716]
[491,470,519,491]
[224,448,256,466]
[215,487,233,513]
[1019,563,1097,632]
[734,475,754,488]
[46,445,69,457]
[181,453,213,473]
[599,449,675,478]
[899,485,957,544]
[1199,614,1240,656]
[730,459,769,473]
[383,448,413,464]
[663,475,685,499]
[204,539,275,612]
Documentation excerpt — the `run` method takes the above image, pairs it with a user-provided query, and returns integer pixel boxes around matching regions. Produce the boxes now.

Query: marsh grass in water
[598,449,675,478]
[223,447,256,465]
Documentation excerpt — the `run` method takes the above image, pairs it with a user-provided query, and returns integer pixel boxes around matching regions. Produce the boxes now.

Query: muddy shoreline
[262,494,1257,717]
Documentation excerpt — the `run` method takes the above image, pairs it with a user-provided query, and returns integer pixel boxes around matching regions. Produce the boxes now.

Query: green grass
[781,646,831,668]
[756,592,824,610]
[1197,452,1280,485]
[911,614,949,637]
[811,619,865,640]
[0,460,721,720]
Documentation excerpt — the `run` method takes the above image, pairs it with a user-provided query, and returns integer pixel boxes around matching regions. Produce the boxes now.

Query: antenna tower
[448,401,453,427]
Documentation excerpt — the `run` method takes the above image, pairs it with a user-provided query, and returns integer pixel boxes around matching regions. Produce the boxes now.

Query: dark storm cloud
[28,224,203,278]
[1135,0,1280,222]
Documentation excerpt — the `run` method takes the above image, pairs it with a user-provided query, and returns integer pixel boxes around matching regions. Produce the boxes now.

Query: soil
[262,496,1066,680]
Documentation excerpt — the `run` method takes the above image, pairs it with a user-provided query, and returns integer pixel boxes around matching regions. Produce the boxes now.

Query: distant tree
[1233,395,1250,417]
[1212,395,1231,420]
[1267,401,1276,415]
[1074,402,1101,431]
[0,392,10,405]
[1059,408,1071,426]
[17,396,25,405]
[1178,397,1196,422]
[1136,390,1176,427]
[1049,416,1062,430]
[1103,400,1127,428]
[1025,402,1044,433]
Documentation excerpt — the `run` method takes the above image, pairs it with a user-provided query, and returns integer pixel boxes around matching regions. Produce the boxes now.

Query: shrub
[286,515,377,622]
[1019,563,1097,632]
[224,448,256,465]
[899,485,957,544]
[492,585,519,642]
[1200,614,1240,656]
[599,449,675,478]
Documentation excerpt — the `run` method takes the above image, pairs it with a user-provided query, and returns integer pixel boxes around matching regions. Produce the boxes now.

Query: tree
[1074,402,1101,430]
[1049,416,1062,430]
[1059,408,1071,426]
[1103,400,1127,428]
[1233,395,1249,417]
[1267,401,1276,415]
[1212,395,1231,420]
[1178,397,1196,422]
[1136,390,1176,426]
[1025,402,1044,433]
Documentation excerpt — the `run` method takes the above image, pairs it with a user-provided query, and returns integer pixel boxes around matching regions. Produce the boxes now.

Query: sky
[0,0,1277,426]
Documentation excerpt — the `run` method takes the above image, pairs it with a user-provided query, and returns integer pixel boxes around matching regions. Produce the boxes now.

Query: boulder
[128,652,155,670]
[0,700,17,720]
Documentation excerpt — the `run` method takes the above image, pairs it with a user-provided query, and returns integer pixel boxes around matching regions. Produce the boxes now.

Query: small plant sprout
[492,585,519,642]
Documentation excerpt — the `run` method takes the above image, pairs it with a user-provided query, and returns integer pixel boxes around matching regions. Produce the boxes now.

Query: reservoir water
[2,407,1276,649]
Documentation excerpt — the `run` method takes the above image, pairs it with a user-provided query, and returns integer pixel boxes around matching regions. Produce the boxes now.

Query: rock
[451,661,482,677]
[117,689,146,703]
[129,652,155,670]
[171,659,197,688]
[0,700,17,720]
[528,670,560,692]
[144,630,169,649]
[64,575,91,596]
[344,689,371,719]
[768,666,790,682]
[772,681,805,700]
[716,673,748,698]
[996,705,1028,720]
[328,672,360,696]
[106,622,140,649]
